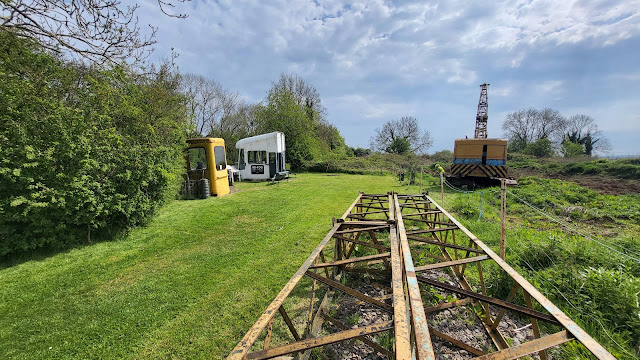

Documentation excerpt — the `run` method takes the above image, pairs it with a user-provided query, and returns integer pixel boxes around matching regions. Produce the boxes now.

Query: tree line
[502,108,610,158]
[0,32,353,256]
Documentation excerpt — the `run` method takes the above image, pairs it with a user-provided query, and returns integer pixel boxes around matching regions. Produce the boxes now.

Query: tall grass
[446,177,640,359]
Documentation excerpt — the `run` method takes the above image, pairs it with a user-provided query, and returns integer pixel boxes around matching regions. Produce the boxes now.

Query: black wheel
[199,178,210,199]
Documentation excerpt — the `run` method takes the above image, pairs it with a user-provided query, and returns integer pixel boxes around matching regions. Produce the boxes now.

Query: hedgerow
[0,32,188,256]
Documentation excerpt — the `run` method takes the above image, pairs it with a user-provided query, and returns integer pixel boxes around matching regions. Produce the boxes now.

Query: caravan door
[268,152,276,177]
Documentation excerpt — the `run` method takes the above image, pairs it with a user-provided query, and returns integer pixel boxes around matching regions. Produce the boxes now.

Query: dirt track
[514,169,640,195]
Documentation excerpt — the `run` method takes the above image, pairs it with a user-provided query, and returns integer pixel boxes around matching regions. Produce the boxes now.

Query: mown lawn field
[1,173,638,359]
[0,173,404,359]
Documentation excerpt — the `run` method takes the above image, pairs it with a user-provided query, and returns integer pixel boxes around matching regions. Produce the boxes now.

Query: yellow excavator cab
[184,138,230,197]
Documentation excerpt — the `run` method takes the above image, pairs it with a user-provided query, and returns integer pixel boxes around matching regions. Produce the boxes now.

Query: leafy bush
[0,33,188,256]
[451,197,477,217]
[561,141,585,157]
[523,138,555,158]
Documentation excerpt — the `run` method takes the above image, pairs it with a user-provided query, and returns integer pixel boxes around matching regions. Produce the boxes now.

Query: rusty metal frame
[228,192,615,360]
[397,193,615,360]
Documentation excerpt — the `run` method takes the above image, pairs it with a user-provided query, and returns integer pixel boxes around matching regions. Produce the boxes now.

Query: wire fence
[441,181,639,357]
[506,190,640,264]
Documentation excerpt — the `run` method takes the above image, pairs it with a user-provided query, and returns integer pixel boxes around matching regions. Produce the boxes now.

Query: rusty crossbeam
[228,192,615,360]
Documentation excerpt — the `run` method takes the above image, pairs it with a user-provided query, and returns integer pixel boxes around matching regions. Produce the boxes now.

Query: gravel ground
[310,268,547,360]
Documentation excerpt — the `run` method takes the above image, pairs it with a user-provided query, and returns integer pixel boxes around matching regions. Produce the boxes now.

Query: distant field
[1,173,638,359]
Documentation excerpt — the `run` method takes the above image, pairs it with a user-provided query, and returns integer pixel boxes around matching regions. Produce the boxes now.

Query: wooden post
[420,166,423,194]
[440,172,445,208]
[500,178,506,259]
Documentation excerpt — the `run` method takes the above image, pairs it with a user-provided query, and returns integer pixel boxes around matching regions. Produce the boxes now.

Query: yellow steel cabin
[450,138,508,184]
[183,138,230,198]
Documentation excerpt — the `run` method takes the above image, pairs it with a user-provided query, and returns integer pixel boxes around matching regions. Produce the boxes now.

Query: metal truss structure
[474,83,489,139]
[228,192,615,360]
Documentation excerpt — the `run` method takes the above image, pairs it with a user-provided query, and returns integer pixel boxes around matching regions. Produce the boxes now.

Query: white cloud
[135,0,640,155]
[326,94,414,119]
[536,80,563,93]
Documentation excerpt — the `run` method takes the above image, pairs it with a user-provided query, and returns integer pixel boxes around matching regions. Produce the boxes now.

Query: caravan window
[214,146,226,170]
[188,147,207,170]
[238,149,245,169]
[248,151,267,164]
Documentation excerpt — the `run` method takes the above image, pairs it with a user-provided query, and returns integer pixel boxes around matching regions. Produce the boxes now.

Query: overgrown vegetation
[0,33,188,256]
[444,177,640,358]
[508,153,640,180]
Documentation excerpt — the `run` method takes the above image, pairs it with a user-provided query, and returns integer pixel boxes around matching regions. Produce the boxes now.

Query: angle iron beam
[430,329,486,356]
[340,193,365,219]
[305,271,393,313]
[309,252,391,269]
[406,226,459,235]
[245,321,394,360]
[334,234,391,252]
[400,201,431,206]
[403,218,458,226]
[340,268,391,276]
[424,194,615,360]
[340,221,390,226]
[394,194,436,360]
[278,306,301,341]
[354,205,388,211]
[402,211,442,216]
[414,255,489,272]
[320,312,395,359]
[347,210,388,216]
[407,235,486,254]
[335,225,390,234]
[416,276,559,325]
[423,298,473,313]
[474,330,573,360]
[390,220,412,358]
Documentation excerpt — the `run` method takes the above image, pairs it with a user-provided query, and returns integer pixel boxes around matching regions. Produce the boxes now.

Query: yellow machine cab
[183,138,230,198]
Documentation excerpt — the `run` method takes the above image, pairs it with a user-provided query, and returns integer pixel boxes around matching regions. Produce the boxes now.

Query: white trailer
[235,132,286,180]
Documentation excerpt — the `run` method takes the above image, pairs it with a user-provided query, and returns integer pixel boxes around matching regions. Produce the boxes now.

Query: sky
[138,0,640,155]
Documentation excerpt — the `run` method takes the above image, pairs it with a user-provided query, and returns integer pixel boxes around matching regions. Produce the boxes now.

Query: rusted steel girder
[228,192,615,360]
[397,193,615,360]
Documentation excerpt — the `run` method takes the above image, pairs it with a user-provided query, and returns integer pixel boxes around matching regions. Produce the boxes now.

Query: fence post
[440,172,445,208]
[500,178,506,259]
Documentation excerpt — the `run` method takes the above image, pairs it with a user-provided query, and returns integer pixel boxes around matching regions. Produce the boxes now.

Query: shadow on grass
[0,226,130,270]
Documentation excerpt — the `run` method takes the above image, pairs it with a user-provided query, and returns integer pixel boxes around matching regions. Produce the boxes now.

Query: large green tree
[256,89,317,170]
[256,73,345,170]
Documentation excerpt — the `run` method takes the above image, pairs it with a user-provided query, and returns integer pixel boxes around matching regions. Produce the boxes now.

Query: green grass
[1,173,638,359]
[443,178,640,359]
[0,173,403,359]
[508,153,640,180]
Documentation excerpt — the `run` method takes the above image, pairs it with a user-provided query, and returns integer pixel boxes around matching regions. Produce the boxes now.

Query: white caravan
[235,132,286,180]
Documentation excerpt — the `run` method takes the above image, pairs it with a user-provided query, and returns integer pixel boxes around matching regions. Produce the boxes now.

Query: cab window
[214,146,227,171]
[188,147,207,170]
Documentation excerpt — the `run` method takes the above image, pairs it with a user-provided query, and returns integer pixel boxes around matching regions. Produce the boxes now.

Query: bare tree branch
[1,0,189,65]
[370,116,433,154]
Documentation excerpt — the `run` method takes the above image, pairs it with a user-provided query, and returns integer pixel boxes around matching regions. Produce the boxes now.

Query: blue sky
[139,0,640,155]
